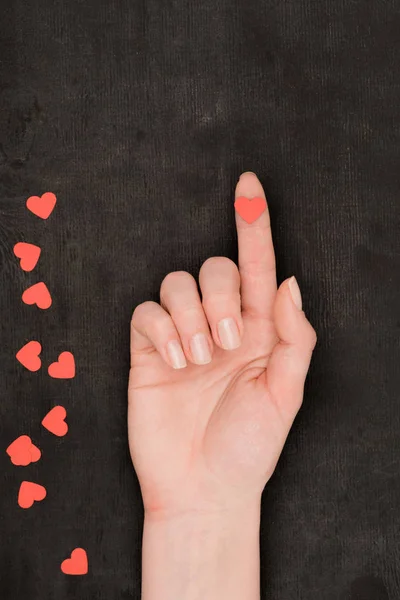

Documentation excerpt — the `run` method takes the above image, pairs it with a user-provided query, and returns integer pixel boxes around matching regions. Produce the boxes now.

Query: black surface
[1,0,400,598]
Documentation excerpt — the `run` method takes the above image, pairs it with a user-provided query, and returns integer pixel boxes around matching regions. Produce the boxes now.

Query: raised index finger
[234,172,277,319]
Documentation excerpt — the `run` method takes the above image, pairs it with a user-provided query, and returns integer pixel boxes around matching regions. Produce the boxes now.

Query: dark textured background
[1,0,399,598]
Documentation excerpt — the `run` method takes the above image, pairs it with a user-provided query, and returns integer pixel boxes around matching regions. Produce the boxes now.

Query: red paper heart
[18,481,47,509]
[42,406,68,437]
[6,435,41,466]
[48,352,75,379]
[234,196,267,224]
[16,341,42,372]
[13,242,41,271]
[61,548,88,575]
[22,282,52,309]
[26,192,57,219]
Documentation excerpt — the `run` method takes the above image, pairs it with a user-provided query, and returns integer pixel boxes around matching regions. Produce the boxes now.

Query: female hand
[128,172,317,520]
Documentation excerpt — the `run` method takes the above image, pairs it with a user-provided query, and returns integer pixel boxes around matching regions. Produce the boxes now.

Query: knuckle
[303,320,317,350]
[131,301,156,325]
[200,256,237,275]
[160,271,196,307]
[160,270,194,290]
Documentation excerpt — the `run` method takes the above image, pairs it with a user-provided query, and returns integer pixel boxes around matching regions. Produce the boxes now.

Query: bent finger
[199,256,243,351]
[130,300,187,370]
[160,271,214,366]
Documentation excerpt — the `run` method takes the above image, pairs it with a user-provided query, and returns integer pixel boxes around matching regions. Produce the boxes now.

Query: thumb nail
[288,276,302,310]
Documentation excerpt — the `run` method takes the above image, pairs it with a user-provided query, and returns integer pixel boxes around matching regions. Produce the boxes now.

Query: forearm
[141,501,261,600]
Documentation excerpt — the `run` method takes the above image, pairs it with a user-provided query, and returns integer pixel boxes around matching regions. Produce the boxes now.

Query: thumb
[265,276,317,421]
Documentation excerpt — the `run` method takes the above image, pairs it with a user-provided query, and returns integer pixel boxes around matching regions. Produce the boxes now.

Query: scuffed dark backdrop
[1,0,399,598]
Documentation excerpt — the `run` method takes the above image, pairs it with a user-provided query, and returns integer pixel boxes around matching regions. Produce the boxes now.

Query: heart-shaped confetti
[42,406,68,437]
[13,242,41,271]
[234,196,267,224]
[48,352,75,379]
[18,481,47,509]
[61,548,88,575]
[22,282,52,309]
[6,435,41,466]
[26,192,57,219]
[16,341,42,372]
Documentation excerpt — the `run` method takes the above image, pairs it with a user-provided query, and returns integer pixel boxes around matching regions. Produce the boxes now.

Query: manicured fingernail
[189,333,212,364]
[288,276,302,310]
[166,340,187,369]
[217,317,241,350]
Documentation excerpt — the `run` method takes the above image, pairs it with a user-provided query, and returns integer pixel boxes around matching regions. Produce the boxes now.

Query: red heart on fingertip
[61,548,88,575]
[26,192,57,219]
[13,242,41,271]
[234,196,267,224]
[6,435,41,466]
[48,352,75,379]
[22,282,52,309]
[16,341,42,372]
[42,406,68,437]
[18,481,47,509]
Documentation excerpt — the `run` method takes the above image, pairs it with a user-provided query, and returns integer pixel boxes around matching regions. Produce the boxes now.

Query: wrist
[143,487,263,522]
[142,498,261,600]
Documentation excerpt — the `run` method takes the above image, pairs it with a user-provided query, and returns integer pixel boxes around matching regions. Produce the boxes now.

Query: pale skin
[128,172,317,600]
